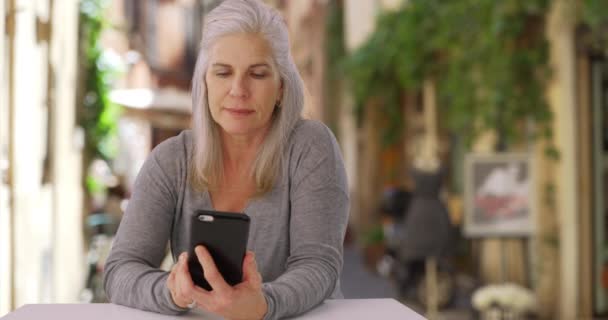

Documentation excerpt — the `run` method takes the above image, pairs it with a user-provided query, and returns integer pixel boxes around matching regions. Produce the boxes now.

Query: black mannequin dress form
[398,166,454,261]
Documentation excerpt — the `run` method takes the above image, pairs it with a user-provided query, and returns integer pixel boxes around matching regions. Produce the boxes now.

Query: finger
[175,252,197,303]
[195,245,231,294]
[179,252,192,280]
[242,251,262,286]
[167,254,190,308]
[185,283,213,311]
[168,265,176,283]
[176,253,216,308]
[167,265,176,295]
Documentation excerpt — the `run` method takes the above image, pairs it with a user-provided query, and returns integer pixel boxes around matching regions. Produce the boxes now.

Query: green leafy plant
[326,0,346,83]
[344,0,557,156]
[78,0,122,195]
[581,0,608,50]
[324,0,347,135]
[582,0,608,29]
[362,224,385,246]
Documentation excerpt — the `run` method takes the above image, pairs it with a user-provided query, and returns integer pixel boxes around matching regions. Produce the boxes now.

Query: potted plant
[361,224,386,273]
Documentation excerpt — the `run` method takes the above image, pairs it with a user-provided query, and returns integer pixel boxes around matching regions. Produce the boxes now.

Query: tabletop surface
[1,299,426,320]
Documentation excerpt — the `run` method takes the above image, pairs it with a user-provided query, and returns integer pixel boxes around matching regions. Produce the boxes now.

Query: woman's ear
[277,79,284,104]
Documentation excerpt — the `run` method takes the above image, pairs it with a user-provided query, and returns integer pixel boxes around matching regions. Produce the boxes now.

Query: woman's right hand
[166,248,267,319]
[167,252,197,309]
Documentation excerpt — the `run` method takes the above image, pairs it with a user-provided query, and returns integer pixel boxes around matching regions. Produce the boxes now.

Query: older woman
[102,1,349,319]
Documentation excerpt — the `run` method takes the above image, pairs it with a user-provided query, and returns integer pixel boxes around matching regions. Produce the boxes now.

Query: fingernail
[196,246,205,255]
[180,252,187,261]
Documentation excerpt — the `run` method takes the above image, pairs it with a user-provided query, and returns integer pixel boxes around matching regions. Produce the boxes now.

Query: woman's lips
[224,107,255,116]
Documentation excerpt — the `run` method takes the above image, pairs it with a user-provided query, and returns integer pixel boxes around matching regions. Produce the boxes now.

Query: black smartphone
[187,210,251,290]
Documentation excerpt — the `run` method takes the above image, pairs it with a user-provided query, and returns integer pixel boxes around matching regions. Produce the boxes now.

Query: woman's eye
[251,73,267,79]
[215,72,230,77]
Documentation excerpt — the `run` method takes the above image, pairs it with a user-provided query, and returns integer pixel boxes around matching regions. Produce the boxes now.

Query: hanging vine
[78,0,122,194]
[344,0,556,156]
[581,0,608,51]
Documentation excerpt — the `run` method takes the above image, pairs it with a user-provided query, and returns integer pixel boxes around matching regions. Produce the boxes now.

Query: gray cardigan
[103,119,349,319]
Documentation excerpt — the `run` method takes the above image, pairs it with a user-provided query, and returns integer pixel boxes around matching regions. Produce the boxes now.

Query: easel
[419,79,440,320]
[479,238,528,286]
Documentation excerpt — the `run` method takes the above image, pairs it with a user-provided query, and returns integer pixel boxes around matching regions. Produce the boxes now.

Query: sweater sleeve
[261,123,350,319]
[103,137,188,315]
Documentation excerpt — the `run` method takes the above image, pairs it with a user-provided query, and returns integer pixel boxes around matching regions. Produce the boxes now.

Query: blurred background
[1,0,608,319]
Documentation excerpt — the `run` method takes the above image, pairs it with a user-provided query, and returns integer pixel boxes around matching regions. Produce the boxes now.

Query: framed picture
[463,153,535,237]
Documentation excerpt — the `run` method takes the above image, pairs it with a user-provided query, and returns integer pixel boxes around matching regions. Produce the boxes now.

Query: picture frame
[463,153,536,237]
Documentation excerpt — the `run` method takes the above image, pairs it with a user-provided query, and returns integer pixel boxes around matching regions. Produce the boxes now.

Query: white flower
[472,285,500,310]
[472,283,536,314]
[509,286,537,312]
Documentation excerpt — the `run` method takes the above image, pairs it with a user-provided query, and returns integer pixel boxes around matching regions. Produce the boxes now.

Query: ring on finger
[187,299,197,309]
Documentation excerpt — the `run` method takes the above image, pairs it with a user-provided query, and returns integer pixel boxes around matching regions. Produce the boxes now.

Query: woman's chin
[215,116,273,139]
[219,124,261,138]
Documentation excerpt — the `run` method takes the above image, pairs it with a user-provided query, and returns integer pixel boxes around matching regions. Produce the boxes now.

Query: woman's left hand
[193,245,268,320]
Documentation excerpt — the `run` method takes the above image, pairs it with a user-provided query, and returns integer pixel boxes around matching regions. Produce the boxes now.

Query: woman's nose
[229,76,249,98]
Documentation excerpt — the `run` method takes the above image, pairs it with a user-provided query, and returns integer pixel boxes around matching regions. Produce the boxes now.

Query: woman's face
[205,33,283,138]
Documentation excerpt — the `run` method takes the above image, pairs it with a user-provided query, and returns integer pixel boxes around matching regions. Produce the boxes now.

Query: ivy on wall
[582,0,608,28]
[344,0,557,155]
[324,0,346,135]
[78,0,121,194]
[582,0,608,50]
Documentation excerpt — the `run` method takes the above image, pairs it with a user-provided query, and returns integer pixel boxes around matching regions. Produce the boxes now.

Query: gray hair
[190,0,304,195]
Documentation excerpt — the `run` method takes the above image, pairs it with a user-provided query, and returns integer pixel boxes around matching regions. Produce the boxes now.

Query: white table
[1,299,425,320]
